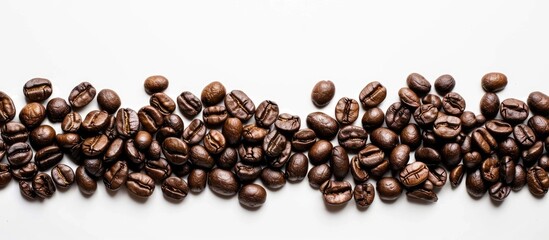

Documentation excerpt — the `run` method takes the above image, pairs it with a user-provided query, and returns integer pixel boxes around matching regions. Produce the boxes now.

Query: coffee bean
[422,94,442,110]
[217,147,238,169]
[406,73,431,96]
[23,78,52,102]
[82,158,104,178]
[138,105,164,133]
[201,81,226,106]
[353,182,375,207]
[308,164,332,189]
[433,114,461,139]
[103,161,128,191]
[329,146,349,180]
[0,91,16,124]
[275,113,301,134]
[350,156,369,183]
[190,145,215,169]
[479,93,500,119]
[61,112,81,133]
[334,97,359,125]
[308,140,333,165]
[238,183,267,208]
[359,81,387,108]
[466,169,486,198]
[11,162,38,181]
[439,143,460,168]
[222,118,243,146]
[182,119,207,145]
[480,156,500,183]
[147,140,162,160]
[522,141,544,166]
[267,141,291,169]
[527,91,549,116]
[81,134,109,157]
[208,168,239,196]
[442,92,466,116]
[46,98,71,122]
[528,115,549,138]
[0,163,11,187]
[377,177,402,201]
[126,172,155,198]
[488,182,510,202]
[311,80,335,107]
[143,158,171,182]
[500,98,529,124]
[150,92,176,115]
[102,138,123,163]
[500,156,515,184]
[398,87,421,109]
[19,102,46,128]
[116,108,139,138]
[413,104,438,127]
[369,158,390,179]
[255,100,279,128]
[291,128,316,152]
[133,131,152,151]
[234,162,262,182]
[463,151,483,169]
[203,105,228,127]
[460,111,478,131]
[285,153,308,182]
[242,124,267,143]
[144,75,169,94]
[81,110,109,133]
[204,130,226,155]
[399,162,429,187]
[96,89,121,114]
[161,177,189,201]
[225,90,255,121]
[262,130,286,158]
[357,144,385,168]
[389,144,410,171]
[337,125,367,151]
[449,164,464,187]
[50,164,74,189]
[481,72,507,92]
[19,181,38,200]
[414,147,441,165]
[472,128,498,155]
[238,143,263,164]
[527,166,549,197]
[361,107,384,131]
[428,166,447,187]
[370,127,399,151]
[32,172,56,198]
[260,168,286,189]
[421,129,440,148]
[511,164,527,191]
[400,124,421,150]
[539,154,549,171]
[385,102,411,132]
[35,145,63,171]
[162,137,190,165]
[177,91,202,117]
[485,119,512,139]
[434,74,455,95]
[7,142,33,167]
[29,125,56,149]
[155,114,183,143]
[68,82,96,108]
[513,124,536,148]
[320,180,352,205]
[306,112,339,140]
[171,162,193,178]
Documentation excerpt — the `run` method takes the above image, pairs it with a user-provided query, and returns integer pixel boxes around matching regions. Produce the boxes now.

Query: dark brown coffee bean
[334,97,359,125]
[354,182,375,207]
[238,184,267,208]
[268,140,291,169]
[162,137,190,165]
[225,90,255,121]
[472,128,498,155]
[330,146,349,180]
[481,72,507,92]
[94,89,120,114]
[138,105,164,133]
[155,114,184,143]
[527,166,549,197]
[439,143,460,168]
[463,151,483,169]
[308,163,332,189]
[406,73,431,96]
[217,147,238,169]
[133,131,152,151]
[399,161,429,187]
[19,181,38,200]
[320,180,352,205]
[377,177,402,201]
[19,102,46,128]
[234,162,262,182]
[147,139,162,160]
[466,169,486,198]
[222,118,243,146]
[442,92,466,116]
[81,110,109,133]
[513,124,536,148]
[238,143,263,164]
[449,164,464,187]
[361,107,384,131]
[7,142,33,167]
[398,87,421,109]
[144,158,172,182]
[500,156,515,184]
[434,74,455,95]
[32,172,55,198]
[255,100,279,128]
[484,119,512,139]
[413,104,438,127]
[369,158,390,179]
[150,92,176,115]
[172,162,193,179]
[481,156,500,183]
[177,91,202,117]
[308,140,333,165]
[358,144,385,168]
[488,182,510,202]
[103,161,128,191]
[311,80,335,107]
[29,125,56,149]
[275,113,301,134]
[527,91,549,116]
[81,134,109,157]
[190,145,215,169]
[35,145,63,171]
[385,102,411,132]
[161,177,189,201]
[116,108,139,138]
[479,93,500,119]
[285,153,308,182]
[0,163,11,187]
[241,124,267,143]
[414,147,441,165]
[0,91,16,124]
[201,81,226,106]
[50,164,74,189]
[370,127,399,151]
[144,75,169,94]
[203,105,228,127]
[428,166,447,188]
[82,158,103,178]
[0,139,6,161]
[260,168,286,189]
[538,154,549,171]
[350,156,369,183]
[433,114,461,139]
[208,168,239,196]
[422,94,442,110]
[511,164,527,191]
[528,115,549,138]
[68,82,96,108]
[204,130,226,155]
[421,129,440,148]
[126,172,155,198]
[23,78,52,102]
[460,111,478,131]
[74,166,96,195]
[11,162,38,181]
[306,112,339,140]
[359,81,387,108]
[61,112,81,133]
[389,144,410,171]
[182,119,207,145]
[188,168,207,192]
[522,141,544,166]
[500,98,529,124]
[337,125,367,151]
[102,138,123,163]
[291,128,316,152]
[46,98,71,122]
[400,124,421,150]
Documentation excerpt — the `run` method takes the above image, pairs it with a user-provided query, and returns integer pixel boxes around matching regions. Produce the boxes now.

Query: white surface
[0,1,548,239]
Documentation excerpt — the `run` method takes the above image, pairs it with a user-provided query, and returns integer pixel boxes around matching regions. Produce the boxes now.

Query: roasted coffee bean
[172,161,192,178]
[349,156,369,183]
[476,114,487,126]
[234,162,262,182]
[463,151,483,169]
[0,91,16,124]
[357,144,385,168]
[511,164,527,191]
[370,127,399,151]
[222,118,243,146]
[414,147,441,165]
[102,138,123,163]
[35,145,63,171]
[145,158,172,182]
[500,98,529,124]
[74,167,96,195]
[97,89,121,114]
[81,134,109,157]
[0,139,6,161]
[208,168,239,196]
[399,162,429,187]
[354,183,375,207]
[29,125,56,149]
[203,105,228,127]
[389,144,410,171]
[472,128,498,155]
[422,94,442,110]
[255,100,279,128]
[413,104,438,127]
[466,169,486,198]
[434,74,455,95]
[50,164,74,189]
[81,110,109,132]
[268,140,291,169]
[161,177,189,201]
[238,143,263,164]
[308,140,333,165]
[481,156,500,183]
[369,158,390,179]
[225,90,255,121]
[158,114,184,143]
[0,163,11,187]
[162,137,190,165]
[19,102,46,128]
[177,91,202,117]
[361,107,384,131]
[23,78,52,102]
[334,97,359,125]
[479,93,500,119]
[442,92,466,116]
[275,113,301,134]
[377,177,402,201]
[306,112,339,140]
[260,168,286,189]
[513,124,536,148]
[320,180,352,205]
[538,154,549,171]
[7,142,33,167]
[485,119,512,139]
[144,75,169,94]
[440,143,461,168]
[406,73,431,96]
[359,81,387,108]
[147,140,162,160]
[68,82,96,108]
[83,158,104,178]
[308,164,332,189]
[528,115,549,138]
[311,80,336,107]
[217,147,238,169]
[204,130,226,155]
[182,119,207,145]
[488,182,510,202]
[32,172,56,198]
[19,181,38,200]
[106,114,121,140]
[481,72,507,92]
[330,146,350,180]
[238,184,267,208]
[449,164,464,187]
[433,114,461,139]
[46,98,71,122]
[498,138,520,162]
[385,102,411,132]
[242,124,268,143]
[133,131,152,150]
[285,153,308,182]
[201,81,226,106]
[126,172,155,198]
[190,145,215,169]
[337,125,367,151]
[11,162,38,181]
[406,188,438,203]
[262,130,286,157]
[428,166,447,187]
[400,124,421,150]
[398,87,421,109]
[138,105,164,133]
[421,129,440,148]
[458,133,473,154]
[103,161,128,191]
[460,111,478,131]
[500,156,515,184]
[116,108,139,138]
[291,128,316,152]
[527,166,549,197]
[522,141,544,166]
[150,92,176,115]
[61,112,81,133]
[528,91,549,116]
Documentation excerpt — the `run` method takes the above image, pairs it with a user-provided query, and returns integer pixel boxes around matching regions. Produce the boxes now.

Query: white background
[0,1,548,239]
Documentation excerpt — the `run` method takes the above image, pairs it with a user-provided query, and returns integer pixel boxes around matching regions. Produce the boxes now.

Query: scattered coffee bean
[51,164,74,189]
[144,75,169,94]
[161,177,189,201]
[201,81,226,106]
[46,97,71,122]
[238,184,267,208]
[208,168,239,196]
[320,180,352,205]
[311,80,336,107]
[377,177,402,201]
[359,81,387,108]
[434,74,455,95]
[68,82,96,108]
[481,72,507,92]
[97,89,121,114]
[126,172,155,198]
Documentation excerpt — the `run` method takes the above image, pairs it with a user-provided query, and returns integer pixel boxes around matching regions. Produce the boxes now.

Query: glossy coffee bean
[522,141,544,166]
[485,119,512,139]
[428,166,447,187]
[370,127,399,151]
[29,125,56,149]
[208,168,239,196]
[255,100,279,128]
[308,164,332,189]
[234,162,262,182]
[511,164,527,191]
[203,105,228,127]
[50,164,74,189]
[306,112,339,140]
[95,89,120,114]
[81,110,109,132]
[138,106,163,133]
[320,180,352,205]
[330,146,349,180]
[528,115,549,138]
[0,163,11,187]
[103,161,128,191]
[385,102,411,132]
[350,156,369,183]
[481,72,507,92]
[68,82,96,108]
[472,128,497,155]
[46,98,71,122]
[449,164,464,187]
[61,112,81,133]
[500,156,515,184]
[500,98,529,124]
[311,80,335,107]
[460,111,478,131]
[162,177,189,201]
[527,166,549,197]
[116,108,139,138]
[222,118,243,146]
[434,74,455,95]
[150,92,176,115]
[466,169,486,198]
[376,177,402,201]
[513,124,536,148]
[182,119,207,145]
[357,144,385,168]
[241,124,267,143]
[291,128,316,152]
[162,137,190,165]
[19,102,46,128]
[413,104,438,127]
[201,81,226,106]
[480,156,500,183]
[145,158,172,182]
[285,153,308,182]
[216,147,238,169]
[414,147,441,165]
[398,87,421,109]
[7,142,33,167]
[399,162,429,187]
[275,113,301,134]
[190,145,215,169]
[260,168,286,189]
[19,181,38,200]
[81,134,109,157]
[204,130,226,155]
[337,125,367,151]
[238,143,263,164]
[35,145,63,171]
[32,173,56,198]
[400,124,421,150]
[23,78,52,102]
[354,182,375,208]
[389,144,410,171]
[359,81,386,108]
[126,172,155,198]
[0,91,16,124]
[527,91,549,116]
[11,162,38,181]
[406,73,431,96]
[144,75,169,94]
[422,94,442,110]
[334,97,359,125]
[361,107,384,131]
[225,90,255,121]
[308,140,333,165]
[238,184,267,208]
[262,130,287,157]
[156,114,184,143]
[489,182,511,202]
[177,91,202,117]
[433,114,461,139]
[480,93,500,119]
[442,92,466,116]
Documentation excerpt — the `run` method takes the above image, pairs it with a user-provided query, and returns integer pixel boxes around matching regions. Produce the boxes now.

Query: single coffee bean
[308,140,333,165]
[0,139,6,161]
[190,145,215,169]
[81,134,109,157]
[260,168,286,189]
[473,114,484,126]
[472,128,498,155]
[208,168,239,196]
[500,98,529,124]
[513,124,536,148]
[134,131,152,150]
[162,177,189,201]
[201,81,226,106]
[311,80,336,107]
[389,144,410,171]
[406,73,431,96]
[369,158,390,179]
[357,144,385,168]
[434,74,455,95]
[50,164,74,189]
[116,108,139,138]
[29,125,56,149]
[291,128,316,152]
[354,182,375,208]
[442,92,466,116]
[480,156,500,183]
[147,140,162,160]
[7,142,33,167]
[96,89,121,114]
[433,114,461,139]
[242,124,268,143]
[204,130,226,155]
[485,119,512,139]
[400,124,421,150]
[377,177,402,201]
[177,91,202,117]
[162,137,190,165]
[68,82,96,108]
[182,119,207,145]
[81,110,109,133]
[144,75,169,94]
[440,143,461,168]
[414,147,441,165]
[527,166,549,197]
[528,115,549,138]
[361,107,384,131]
[399,161,429,187]
[150,92,176,115]
[19,181,38,200]
[255,100,279,128]
[238,183,267,208]
[320,180,352,205]
[267,141,291,169]
[330,146,350,180]
[203,105,228,127]
[398,87,421,109]
[61,112,82,133]
[222,118,243,146]
[126,172,155,198]
[102,138,124,163]
[82,158,104,178]
[463,151,483,169]
[370,127,399,151]
[460,111,478,131]
[225,90,255,121]
[511,164,527,191]
[32,172,56,198]
[489,182,511,202]
[522,141,544,166]
[0,91,16,124]
[449,164,464,187]
[337,125,367,151]
[35,145,63,171]
[466,169,486,198]
[156,114,184,143]
[422,94,442,110]
[334,97,359,125]
[285,153,309,182]
[275,113,301,134]
[308,164,332,189]
[428,166,447,187]
[138,105,164,133]
[234,162,262,182]
[479,93,500,119]
[421,129,440,148]
[385,102,411,132]
[103,161,128,191]
[458,133,473,154]
[187,168,208,193]
[527,91,549,116]
[306,112,339,140]
[19,102,46,128]
[481,72,507,92]
[145,158,172,182]
[350,156,369,183]
[500,156,515,184]
[217,147,238,169]
[538,154,549,171]
[23,78,52,102]
[262,130,287,159]
[46,97,71,122]
[11,162,38,181]
[238,143,263,164]
[413,104,438,127]
[359,81,387,108]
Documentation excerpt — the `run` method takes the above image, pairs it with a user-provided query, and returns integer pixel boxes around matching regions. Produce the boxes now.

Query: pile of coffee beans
[0,72,547,209]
